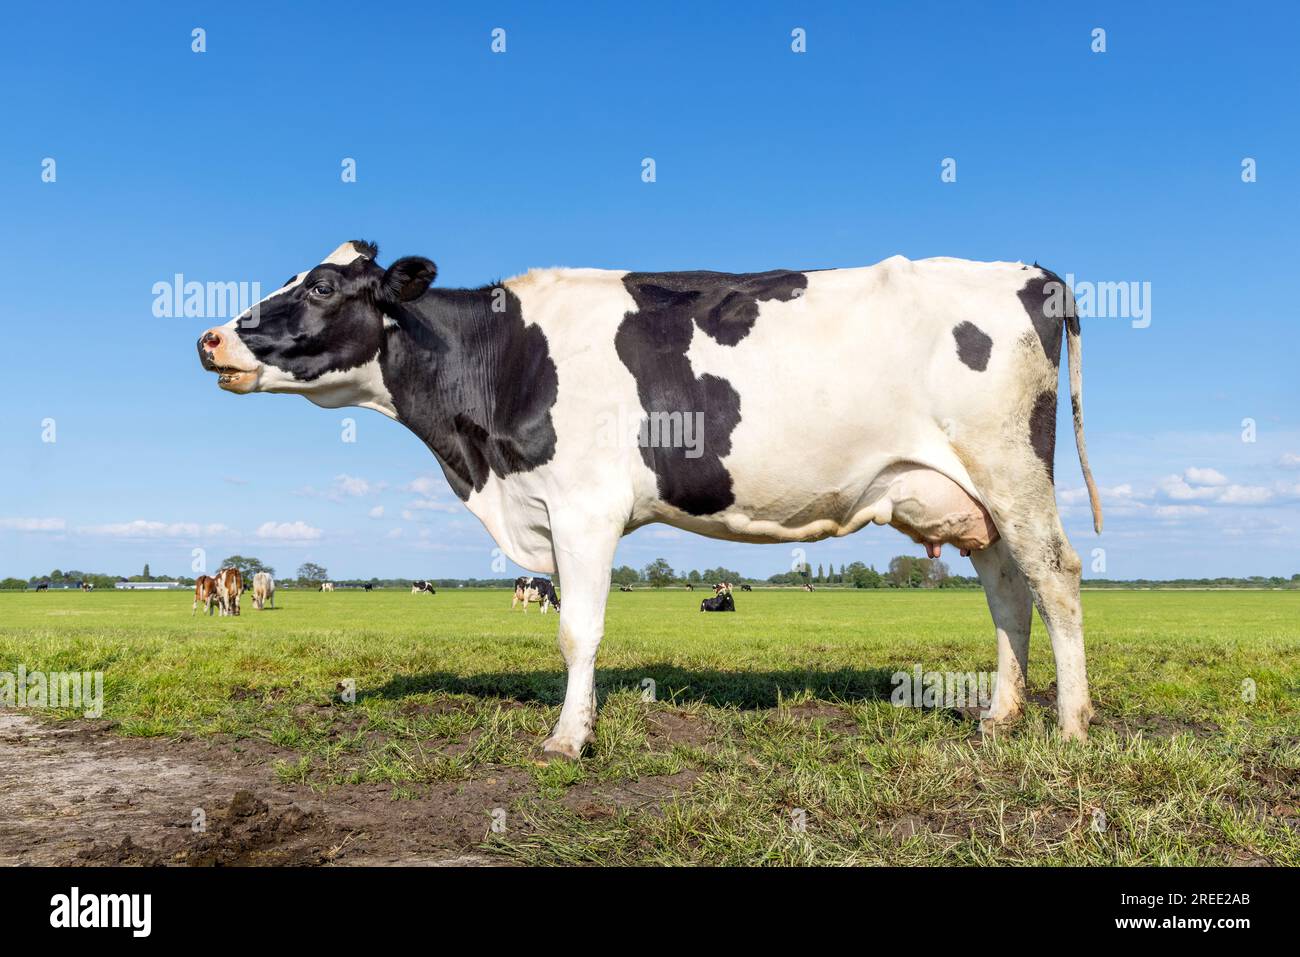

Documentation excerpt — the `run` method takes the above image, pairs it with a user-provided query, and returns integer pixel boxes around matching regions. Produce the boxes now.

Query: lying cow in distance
[192,575,218,616]
[215,567,242,616]
[411,580,436,594]
[740,584,753,592]
[513,576,560,613]
[252,571,275,610]
[618,584,633,592]
[198,240,1103,755]
[700,590,735,612]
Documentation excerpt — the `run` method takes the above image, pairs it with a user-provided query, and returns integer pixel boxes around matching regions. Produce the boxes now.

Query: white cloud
[407,476,445,497]
[0,517,66,532]
[1153,505,1209,519]
[1157,469,1274,506]
[368,505,385,519]
[405,498,460,514]
[1279,453,1300,469]
[1216,485,1274,505]
[1184,467,1228,486]
[255,521,322,541]
[384,527,404,539]
[77,520,234,539]
[297,474,386,502]
[1059,483,1146,505]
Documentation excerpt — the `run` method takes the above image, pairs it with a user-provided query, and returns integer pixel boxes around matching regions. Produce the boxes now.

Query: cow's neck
[376,286,559,503]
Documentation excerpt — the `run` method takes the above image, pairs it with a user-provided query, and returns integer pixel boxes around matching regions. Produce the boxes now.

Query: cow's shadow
[361,665,903,710]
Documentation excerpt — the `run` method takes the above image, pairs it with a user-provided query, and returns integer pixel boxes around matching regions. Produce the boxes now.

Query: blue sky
[1,1,1296,582]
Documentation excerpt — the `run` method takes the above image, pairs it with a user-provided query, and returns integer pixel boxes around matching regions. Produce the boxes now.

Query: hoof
[1057,724,1089,743]
[539,736,586,761]
[977,707,1024,738]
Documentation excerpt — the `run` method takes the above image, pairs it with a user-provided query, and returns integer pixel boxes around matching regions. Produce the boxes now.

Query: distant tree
[611,565,640,587]
[927,559,951,588]
[844,562,883,588]
[701,566,743,584]
[142,563,150,580]
[816,563,824,584]
[888,555,934,588]
[643,558,675,588]
[688,569,702,583]
[297,562,329,587]
[1,577,26,590]
[220,555,274,580]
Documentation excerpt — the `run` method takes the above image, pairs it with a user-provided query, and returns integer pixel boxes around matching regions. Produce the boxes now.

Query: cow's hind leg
[977,472,1093,740]
[969,539,1033,729]
[542,518,619,760]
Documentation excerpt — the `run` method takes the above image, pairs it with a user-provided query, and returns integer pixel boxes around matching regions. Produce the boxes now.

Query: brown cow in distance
[193,575,218,616]
[215,568,243,616]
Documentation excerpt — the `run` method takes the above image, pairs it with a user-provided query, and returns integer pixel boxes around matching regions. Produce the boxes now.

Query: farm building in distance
[113,581,185,590]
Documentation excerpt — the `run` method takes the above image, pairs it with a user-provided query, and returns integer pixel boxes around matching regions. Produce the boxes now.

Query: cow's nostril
[201,331,221,349]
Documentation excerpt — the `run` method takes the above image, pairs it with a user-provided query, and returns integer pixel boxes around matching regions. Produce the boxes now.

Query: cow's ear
[379,257,437,303]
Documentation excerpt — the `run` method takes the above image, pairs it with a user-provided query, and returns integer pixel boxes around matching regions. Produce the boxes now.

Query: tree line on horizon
[4,557,1298,591]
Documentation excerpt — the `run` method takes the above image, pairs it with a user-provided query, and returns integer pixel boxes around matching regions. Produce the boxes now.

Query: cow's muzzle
[197,327,260,393]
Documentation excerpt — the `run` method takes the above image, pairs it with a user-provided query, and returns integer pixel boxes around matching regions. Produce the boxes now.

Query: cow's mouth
[212,365,259,392]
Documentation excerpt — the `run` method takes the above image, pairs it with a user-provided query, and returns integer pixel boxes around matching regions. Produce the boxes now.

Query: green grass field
[2,587,1297,865]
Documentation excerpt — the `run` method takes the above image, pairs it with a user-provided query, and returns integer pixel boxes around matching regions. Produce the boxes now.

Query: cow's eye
[310,283,334,297]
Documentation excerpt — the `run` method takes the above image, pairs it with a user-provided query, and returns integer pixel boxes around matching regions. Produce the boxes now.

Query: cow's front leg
[541,520,619,760]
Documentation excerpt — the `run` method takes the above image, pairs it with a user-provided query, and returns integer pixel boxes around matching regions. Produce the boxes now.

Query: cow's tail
[1066,314,1103,533]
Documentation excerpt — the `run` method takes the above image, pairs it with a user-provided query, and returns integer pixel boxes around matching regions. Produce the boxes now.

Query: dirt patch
[0,711,520,866]
[646,710,712,749]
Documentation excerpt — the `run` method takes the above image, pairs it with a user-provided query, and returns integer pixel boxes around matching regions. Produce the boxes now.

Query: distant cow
[192,575,218,616]
[411,580,436,594]
[740,584,753,592]
[80,582,95,592]
[618,584,633,592]
[34,582,49,592]
[319,582,335,593]
[215,568,243,616]
[363,583,374,592]
[803,583,815,592]
[700,590,735,612]
[252,571,275,610]
[685,583,694,591]
[513,576,560,613]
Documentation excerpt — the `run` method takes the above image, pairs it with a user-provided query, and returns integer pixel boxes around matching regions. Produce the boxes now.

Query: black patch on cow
[621,270,807,347]
[380,285,559,501]
[1017,267,1075,366]
[1028,390,1057,481]
[616,270,804,516]
[952,321,992,371]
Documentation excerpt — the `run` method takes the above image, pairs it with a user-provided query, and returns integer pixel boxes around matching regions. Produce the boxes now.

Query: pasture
[1,587,1296,866]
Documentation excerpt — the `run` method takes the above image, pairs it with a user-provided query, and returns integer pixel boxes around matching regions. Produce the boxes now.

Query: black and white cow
[700,591,735,612]
[512,575,560,613]
[198,241,1103,756]
[411,580,436,594]
[740,584,753,592]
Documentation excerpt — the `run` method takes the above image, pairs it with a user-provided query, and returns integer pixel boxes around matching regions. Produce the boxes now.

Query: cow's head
[197,240,436,408]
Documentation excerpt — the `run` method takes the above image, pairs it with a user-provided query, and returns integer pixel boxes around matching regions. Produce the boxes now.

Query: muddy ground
[0,712,540,866]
